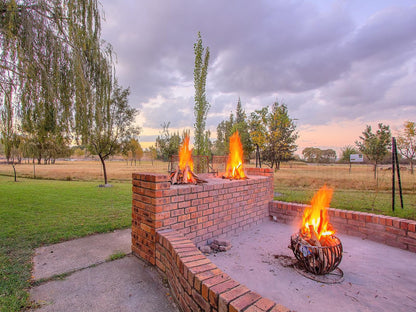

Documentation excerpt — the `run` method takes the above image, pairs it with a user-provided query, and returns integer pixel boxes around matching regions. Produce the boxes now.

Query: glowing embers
[170,135,207,185]
[223,131,247,180]
[290,185,343,275]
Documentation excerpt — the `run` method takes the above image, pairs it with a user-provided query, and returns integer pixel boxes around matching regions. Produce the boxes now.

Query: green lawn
[0,176,132,311]
[276,186,416,220]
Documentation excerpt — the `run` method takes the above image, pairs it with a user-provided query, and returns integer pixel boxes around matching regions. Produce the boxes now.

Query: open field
[2,159,416,190]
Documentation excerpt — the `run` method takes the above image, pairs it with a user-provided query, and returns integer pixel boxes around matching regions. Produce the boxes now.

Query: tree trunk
[12,164,17,182]
[411,160,414,175]
[99,154,108,185]
[373,163,377,180]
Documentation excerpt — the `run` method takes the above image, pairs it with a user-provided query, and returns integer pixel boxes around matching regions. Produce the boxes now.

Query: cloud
[100,0,416,148]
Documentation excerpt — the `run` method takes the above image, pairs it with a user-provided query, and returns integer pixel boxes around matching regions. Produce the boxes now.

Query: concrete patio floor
[30,229,179,312]
[207,220,416,312]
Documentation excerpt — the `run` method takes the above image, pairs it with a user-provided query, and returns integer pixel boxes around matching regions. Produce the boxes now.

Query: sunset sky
[100,0,416,156]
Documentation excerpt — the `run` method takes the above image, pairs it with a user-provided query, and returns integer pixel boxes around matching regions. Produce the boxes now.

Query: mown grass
[0,176,132,311]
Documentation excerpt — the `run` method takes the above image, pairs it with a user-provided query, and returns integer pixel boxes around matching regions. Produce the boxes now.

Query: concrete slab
[30,255,178,312]
[207,221,416,312]
[33,229,131,280]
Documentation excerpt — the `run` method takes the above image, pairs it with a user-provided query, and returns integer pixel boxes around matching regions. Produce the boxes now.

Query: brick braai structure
[132,168,273,265]
[131,168,289,312]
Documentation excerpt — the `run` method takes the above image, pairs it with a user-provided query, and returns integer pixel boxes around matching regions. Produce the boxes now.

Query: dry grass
[1,160,415,193]
[274,162,416,193]
[0,160,168,182]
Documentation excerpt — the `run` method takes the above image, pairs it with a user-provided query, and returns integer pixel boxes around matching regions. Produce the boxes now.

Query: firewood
[308,225,321,247]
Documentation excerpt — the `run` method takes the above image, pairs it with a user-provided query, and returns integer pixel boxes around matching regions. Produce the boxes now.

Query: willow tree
[0,0,113,147]
[193,31,210,157]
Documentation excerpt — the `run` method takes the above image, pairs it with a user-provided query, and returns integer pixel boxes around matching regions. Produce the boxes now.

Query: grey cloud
[100,0,416,132]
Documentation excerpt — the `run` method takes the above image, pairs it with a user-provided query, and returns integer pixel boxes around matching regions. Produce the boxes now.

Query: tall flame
[301,185,335,240]
[179,135,194,180]
[224,131,246,179]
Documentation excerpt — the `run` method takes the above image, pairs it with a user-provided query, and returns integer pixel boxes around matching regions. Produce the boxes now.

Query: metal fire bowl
[290,233,343,275]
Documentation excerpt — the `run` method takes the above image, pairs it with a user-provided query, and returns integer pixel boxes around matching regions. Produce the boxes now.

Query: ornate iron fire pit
[290,233,343,275]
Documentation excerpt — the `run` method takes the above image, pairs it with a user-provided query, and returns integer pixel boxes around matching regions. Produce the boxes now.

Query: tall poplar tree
[193,32,210,156]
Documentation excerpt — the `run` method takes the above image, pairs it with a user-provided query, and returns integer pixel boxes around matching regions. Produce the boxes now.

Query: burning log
[170,165,207,185]
[170,134,207,185]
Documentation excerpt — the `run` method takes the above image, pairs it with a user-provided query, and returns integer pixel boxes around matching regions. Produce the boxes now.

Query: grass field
[0,159,415,311]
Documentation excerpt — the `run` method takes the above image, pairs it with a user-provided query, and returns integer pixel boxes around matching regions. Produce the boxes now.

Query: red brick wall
[269,201,416,253]
[132,168,273,265]
[156,229,290,312]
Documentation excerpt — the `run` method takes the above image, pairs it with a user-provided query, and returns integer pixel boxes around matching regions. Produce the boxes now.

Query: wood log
[308,225,321,247]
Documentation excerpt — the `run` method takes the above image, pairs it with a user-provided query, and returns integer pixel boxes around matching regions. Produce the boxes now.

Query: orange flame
[179,135,194,180]
[301,185,335,240]
[224,131,246,179]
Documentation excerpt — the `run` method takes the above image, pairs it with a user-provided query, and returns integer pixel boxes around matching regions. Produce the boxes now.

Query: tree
[193,32,210,156]
[340,145,358,163]
[155,122,181,161]
[248,103,297,170]
[215,99,252,158]
[356,123,391,179]
[148,146,157,166]
[302,147,322,163]
[0,0,114,156]
[86,82,140,186]
[397,121,416,174]
[249,107,268,163]
[264,102,298,170]
[232,98,253,159]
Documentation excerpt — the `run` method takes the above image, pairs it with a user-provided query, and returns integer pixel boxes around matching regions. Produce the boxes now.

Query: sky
[99,0,416,156]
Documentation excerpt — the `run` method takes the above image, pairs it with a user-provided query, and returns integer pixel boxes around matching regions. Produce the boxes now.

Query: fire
[224,131,246,179]
[178,135,194,181]
[300,185,335,241]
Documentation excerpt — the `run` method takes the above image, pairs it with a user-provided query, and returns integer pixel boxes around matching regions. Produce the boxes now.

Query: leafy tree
[264,102,298,170]
[215,114,234,156]
[232,98,253,159]
[249,107,268,164]
[86,82,140,185]
[397,121,416,174]
[248,103,297,170]
[215,99,253,159]
[123,138,143,166]
[193,32,210,156]
[340,145,359,163]
[155,122,181,161]
[302,147,322,163]
[147,146,157,166]
[321,149,337,162]
[0,0,114,158]
[356,123,391,179]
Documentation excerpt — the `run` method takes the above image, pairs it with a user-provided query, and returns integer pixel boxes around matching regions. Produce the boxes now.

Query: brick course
[269,201,416,253]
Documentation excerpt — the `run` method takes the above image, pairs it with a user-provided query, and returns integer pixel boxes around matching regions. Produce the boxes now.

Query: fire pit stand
[290,233,343,279]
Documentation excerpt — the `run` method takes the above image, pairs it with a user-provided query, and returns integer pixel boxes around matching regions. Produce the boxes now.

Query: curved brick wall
[156,228,290,312]
[269,201,416,253]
